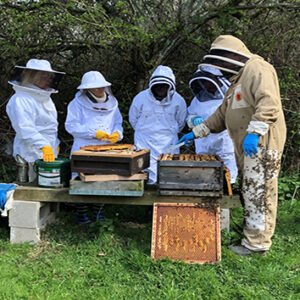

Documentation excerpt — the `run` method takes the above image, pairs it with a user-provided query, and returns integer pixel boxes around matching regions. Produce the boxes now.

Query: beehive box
[151,203,221,264]
[71,147,150,176]
[158,154,224,197]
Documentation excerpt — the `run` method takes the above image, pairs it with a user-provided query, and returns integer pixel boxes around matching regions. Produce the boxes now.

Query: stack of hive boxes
[69,144,150,196]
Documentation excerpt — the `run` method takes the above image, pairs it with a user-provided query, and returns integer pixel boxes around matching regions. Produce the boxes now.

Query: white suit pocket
[231,84,250,109]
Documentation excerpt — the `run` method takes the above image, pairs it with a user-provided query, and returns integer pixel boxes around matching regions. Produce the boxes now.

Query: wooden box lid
[72,146,150,158]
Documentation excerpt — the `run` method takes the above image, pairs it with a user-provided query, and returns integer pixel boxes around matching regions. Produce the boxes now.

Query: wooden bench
[9,186,241,244]
[14,186,240,206]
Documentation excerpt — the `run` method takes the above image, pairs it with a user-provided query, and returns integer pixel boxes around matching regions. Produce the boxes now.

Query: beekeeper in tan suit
[179,35,286,256]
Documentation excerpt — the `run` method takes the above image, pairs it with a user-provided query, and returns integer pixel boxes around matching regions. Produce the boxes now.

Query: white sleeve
[65,101,96,139]
[128,97,140,130]
[175,97,187,132]
[112,108,124,141]
[247,120,269,136]
[6,97,49,148]
[187,98,199,128]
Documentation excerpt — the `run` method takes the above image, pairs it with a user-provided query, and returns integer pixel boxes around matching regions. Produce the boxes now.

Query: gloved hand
[191,116,204,126]
[178,131,196,145]
[243,133,260,157]
[42,145,55,162]
[108,132,120,143]
[96,130,109,140]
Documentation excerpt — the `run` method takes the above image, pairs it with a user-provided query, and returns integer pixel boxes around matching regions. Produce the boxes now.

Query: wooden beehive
[151,203,221,264]
[158,154,224,197]
[71,146,150,176]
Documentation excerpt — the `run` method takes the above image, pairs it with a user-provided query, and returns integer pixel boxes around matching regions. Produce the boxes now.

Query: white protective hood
[148,65,176,105]
[74,91,118,112]
[189,65,230,99]
[9,81,58,111]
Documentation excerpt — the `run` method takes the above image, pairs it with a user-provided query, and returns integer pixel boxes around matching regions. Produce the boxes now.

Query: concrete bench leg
[220,208,230,231]
[9,200,59,244]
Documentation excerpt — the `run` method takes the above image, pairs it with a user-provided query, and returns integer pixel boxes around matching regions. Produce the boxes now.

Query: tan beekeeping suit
[194,35,286,251]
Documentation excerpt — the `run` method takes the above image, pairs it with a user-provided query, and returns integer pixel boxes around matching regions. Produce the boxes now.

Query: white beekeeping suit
[65,71,123,154]
[129,65,187,184]
[187,65,237,183]
[6,59,63,182]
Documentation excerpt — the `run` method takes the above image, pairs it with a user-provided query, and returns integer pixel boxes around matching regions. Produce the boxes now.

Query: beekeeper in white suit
[65,70,123,225]
[187,65,237,183]
[6,58,64,182]
[65,71,123,154]
[129,65,187,184]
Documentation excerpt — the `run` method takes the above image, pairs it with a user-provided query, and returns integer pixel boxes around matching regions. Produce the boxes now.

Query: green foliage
[278,176,300,201]
[0,156,16,183]
[0,0,300,181]
[280,67,300,173]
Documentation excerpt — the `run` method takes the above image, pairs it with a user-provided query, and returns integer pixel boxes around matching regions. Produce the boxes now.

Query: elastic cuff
[247,120,269,136]
[187,115,196,128]
[192,123,210,138]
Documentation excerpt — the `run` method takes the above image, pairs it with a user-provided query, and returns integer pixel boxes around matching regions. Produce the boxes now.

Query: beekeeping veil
[9,59,65,91]
[199,35,252,76]
[189,65,230,101]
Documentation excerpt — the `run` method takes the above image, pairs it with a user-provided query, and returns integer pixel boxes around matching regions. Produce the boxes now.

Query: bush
[278,176,300,202]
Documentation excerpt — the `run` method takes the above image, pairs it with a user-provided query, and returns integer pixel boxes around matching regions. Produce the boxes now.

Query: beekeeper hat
[149,65,176,91]
[200,35,251,75]
[210,35,252,57]
[15,58,65,74]
[77,71,111,90]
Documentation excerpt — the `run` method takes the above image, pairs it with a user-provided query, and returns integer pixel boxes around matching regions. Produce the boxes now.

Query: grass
[0,201,299,300]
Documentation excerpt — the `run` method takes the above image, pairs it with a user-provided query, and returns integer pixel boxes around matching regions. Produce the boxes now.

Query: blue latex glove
[243,133,260,157]
[191,116,204,126]
[178,131,196,145]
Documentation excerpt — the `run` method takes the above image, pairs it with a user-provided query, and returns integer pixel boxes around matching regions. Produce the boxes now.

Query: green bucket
[35,158,71,188]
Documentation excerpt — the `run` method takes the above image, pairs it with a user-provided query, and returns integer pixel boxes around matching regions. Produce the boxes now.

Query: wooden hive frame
[151,203,221,264]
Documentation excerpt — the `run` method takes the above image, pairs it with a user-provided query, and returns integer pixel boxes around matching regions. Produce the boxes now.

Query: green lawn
[0,201,299,300]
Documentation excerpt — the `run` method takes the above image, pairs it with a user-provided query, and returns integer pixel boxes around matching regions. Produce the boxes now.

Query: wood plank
[158,160,222,167]
[70,189,144,197]
[69,179,144,197]
[72,149,149,158]
[159,183,222,190]
[224,168,233,197]
[159,190,223,197]
[14,186,241,208]
[79,172,148,182]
